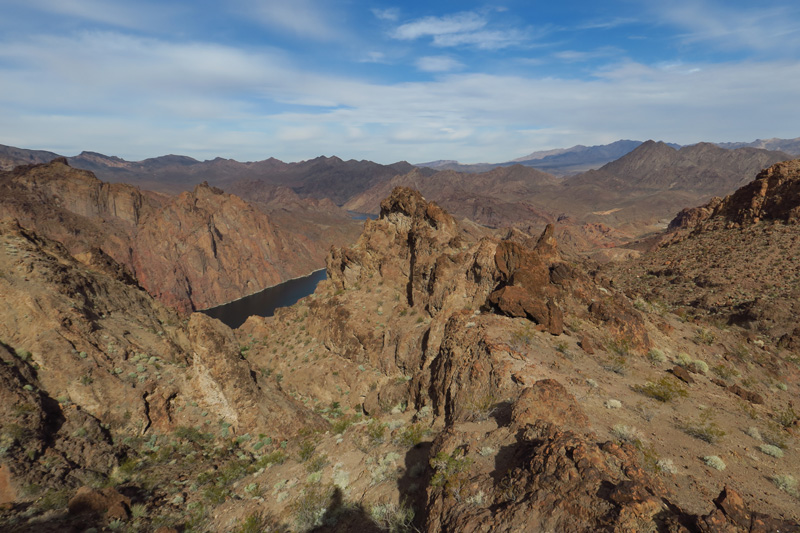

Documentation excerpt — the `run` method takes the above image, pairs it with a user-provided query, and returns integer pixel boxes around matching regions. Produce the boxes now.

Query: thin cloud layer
[0,0,797,163]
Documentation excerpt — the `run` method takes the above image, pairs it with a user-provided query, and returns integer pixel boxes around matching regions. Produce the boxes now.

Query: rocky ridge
[2,183,799,531]
[0,218,322,529]
[346,143,791,256]
[232,187,797,531]
[0,158,359,312]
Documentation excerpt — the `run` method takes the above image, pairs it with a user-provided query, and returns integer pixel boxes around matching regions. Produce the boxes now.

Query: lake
[200,268,327,328]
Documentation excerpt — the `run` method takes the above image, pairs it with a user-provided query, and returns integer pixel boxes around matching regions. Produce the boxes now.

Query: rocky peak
[668,158,800,233]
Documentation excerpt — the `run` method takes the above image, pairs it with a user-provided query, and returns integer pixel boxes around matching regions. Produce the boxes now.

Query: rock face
[669,158,800,233]
[319,187,649,421]
[0,159,345,312]
[0,219,322,504]
[423,380,799,533]
[613,159,800,340]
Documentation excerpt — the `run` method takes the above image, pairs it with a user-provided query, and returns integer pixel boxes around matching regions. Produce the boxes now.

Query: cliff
[0,159,357,312]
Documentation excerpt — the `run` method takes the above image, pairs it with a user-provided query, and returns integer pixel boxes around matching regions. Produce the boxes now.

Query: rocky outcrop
[0,159,344,312]
[0,219,324,504]
[319,188,650,422]
[132,182,321,312]
[668,158,800,234]
[423,379,799,532]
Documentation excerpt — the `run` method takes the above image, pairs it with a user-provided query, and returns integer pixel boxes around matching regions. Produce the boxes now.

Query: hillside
[0,158,361,312]
[2,177,798,531]
[0,144,420,205]
[348,142,791,257]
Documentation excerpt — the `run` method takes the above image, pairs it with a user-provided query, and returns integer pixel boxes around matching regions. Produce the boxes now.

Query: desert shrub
[703,455,726,471]
[510,326,535,350]
[255,450,287,469]
[366,420,387,445]
[33,488,71,511]
[396,423,429,447]
[656,458,678,474]
[174,426,212,443]
[306,454,329,473]
[694,328,715,345]
[758,444,784,458]
[680,411,726,444]
[730,344,750,362]
[611,424,644,444]
[774,405,798,429]
[235,512,286,533]
[603,356,628,375]
[478,446,496,457]
[712,364,740,380]
[465,392,498,421]
[430,450,474,499]
[298,439,316,462]
[369,501,415,533]
[293,483,335,530]
[331,415,359,435]
[772,474,800,498]
[606,337,633,357]
[634,377,688,403]
[745,426,762,440]
[369,452,401,485]
[647,348,667,365]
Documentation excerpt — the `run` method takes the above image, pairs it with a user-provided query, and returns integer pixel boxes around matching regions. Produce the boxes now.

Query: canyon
[0,147,799,532]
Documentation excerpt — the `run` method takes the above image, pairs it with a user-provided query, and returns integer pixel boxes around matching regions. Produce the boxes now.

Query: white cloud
[360,51,388,63]
[1,30,799,164]
[392,12,487,40]
[432,29,528,50]
[6,0,173,31]
[553,47,622,63]
[415,55,464,72]
[237,0,343,41]
[372,8,400,21]
[391,11,534,50]
[652,1,800,54]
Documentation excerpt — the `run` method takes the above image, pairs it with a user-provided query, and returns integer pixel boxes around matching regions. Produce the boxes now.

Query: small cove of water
[200,269,327,329]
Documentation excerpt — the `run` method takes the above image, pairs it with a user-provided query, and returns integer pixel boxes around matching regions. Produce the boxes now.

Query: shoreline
[198,267,327,312]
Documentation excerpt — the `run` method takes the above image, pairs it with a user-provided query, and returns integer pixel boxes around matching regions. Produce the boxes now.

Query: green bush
[396,423,429,447]
[298,439,316,462]
[680,411,725,443]
[702,455,725,471]
[634,377,688,402]
[430,450,474,498]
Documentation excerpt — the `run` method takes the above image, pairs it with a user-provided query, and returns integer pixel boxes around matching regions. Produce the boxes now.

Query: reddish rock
[579,335,595,355]
[0,464,15,505]
[68,486,131,518]
[694,486,800,532]
[728,384,764,405]
[670,365,695,384]
[511,379,588,430]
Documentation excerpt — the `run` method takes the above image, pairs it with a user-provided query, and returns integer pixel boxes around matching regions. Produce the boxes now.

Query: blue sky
[1,0,799,164]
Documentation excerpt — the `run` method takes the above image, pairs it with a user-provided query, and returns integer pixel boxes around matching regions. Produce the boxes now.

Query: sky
[1,0,799,164]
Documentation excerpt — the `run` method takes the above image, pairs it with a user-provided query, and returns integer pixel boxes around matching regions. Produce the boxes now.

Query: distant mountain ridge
[0,145,420,205]
[715,137,800,154]
[414,137,799,176]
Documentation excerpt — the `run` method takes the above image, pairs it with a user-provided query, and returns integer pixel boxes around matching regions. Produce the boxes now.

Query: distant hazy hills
[1,136,798,209]
[0,146,421,205]
[415,137,800,176]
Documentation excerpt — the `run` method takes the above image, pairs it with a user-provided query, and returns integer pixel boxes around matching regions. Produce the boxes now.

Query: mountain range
[416,137,800,176]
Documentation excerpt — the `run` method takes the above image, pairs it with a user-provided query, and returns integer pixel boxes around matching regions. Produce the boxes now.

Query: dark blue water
[347,211,379,220]
[201,269,327,328]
